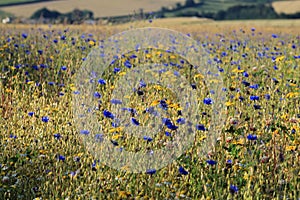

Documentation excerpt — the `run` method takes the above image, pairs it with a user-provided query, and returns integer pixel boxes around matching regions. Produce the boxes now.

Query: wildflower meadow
[0,20,299,199]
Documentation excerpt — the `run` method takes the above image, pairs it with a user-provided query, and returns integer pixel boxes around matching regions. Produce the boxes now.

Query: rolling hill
[1,0,300,20]
[0,0,186,18]
[272,0,300,14]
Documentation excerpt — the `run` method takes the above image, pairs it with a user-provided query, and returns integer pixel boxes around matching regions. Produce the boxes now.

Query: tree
[30,7,61,19]
[185,0,196,7]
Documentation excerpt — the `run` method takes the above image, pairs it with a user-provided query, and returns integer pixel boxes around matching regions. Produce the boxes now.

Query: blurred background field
[1,0,300,24]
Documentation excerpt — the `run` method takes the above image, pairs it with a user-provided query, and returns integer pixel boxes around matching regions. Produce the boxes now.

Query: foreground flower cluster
[0,24,299,199]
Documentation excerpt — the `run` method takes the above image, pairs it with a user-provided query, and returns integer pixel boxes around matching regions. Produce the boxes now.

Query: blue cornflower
[98,79,106,85]
[291,129,296,134]
[95,134,104,142]
[80,130,90,135]
[253,105,261,109]
[113,67,121,73]
[139,80,146,88]
[124,60,132,68]
[206,160,217,165]
[28,112,34,117]
[226,159,233,165]
[57,155,65,161]
[196,124,206,131]
[167,123,178,130]
[272,78,279,84]
[265,94,271,100]
[61,35,66,40]
[163,118,172,125]
[130,54,137,59]
[10,134,17,139]
[40,64,48,68]
[70,171,76,176]
[143,136,153,142]
[250,96,259,101]
[230,185,238,193]
[111,140,119,146]
[61,66,67,71]
[92,160,98,169]
[42,116,49,123]
[165,131,171,137]
[243,71,249,77]
[203,98,213,105]
[146,169,156,175]
[191,83,197,89]
[37,50,43,55]
[110,99,122,104]
[54,133,61,139]
[131,118,140,126]
[163,118,178,130]
[179,166,189,175]
[160,100,168,110]
[22,33,28,39]
[174,71,180,76]
[249,84,259,89]
[272,34,278,38]
[103,110,114,119]
[247,134,257,140]
[94,92,101,98]
[176,118,186,125]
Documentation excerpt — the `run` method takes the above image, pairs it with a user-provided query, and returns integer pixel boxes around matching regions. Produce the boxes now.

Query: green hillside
[0,0,43,7]
[163,0,277,17]
[0,9,14,18]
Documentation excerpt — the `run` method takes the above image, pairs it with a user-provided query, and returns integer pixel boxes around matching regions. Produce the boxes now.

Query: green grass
[0,0,42,6]
[0,9,14,17]
[163,0,261,18]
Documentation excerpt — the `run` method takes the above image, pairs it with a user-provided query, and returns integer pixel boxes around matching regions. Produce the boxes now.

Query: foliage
[30,7,94,24]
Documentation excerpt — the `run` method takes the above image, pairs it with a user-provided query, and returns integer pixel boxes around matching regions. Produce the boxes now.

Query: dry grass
[2,18,300,36]
[0,0,185,18]
[272,0,300,14]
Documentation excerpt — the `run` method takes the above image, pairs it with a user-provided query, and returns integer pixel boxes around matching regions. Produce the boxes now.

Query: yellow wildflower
[232,68,244,73]
[111,134,123,140]
[27,81,35,85]
[286,92,299,98]
[89,40,95,46]
[194,73,204,79]
[232,138,244,145]
[119,71,126,76]
[225,101,234,106]
[109,127,124,133]
[275,56,285,62]
[286,145,297,151]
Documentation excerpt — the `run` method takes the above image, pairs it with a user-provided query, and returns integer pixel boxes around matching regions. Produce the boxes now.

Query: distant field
[1,0,300,20]
[0,0,42,6]
[163,0,257,18]
[0,0,186,18]
[3,18,300,34]
[272,0,300,14]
